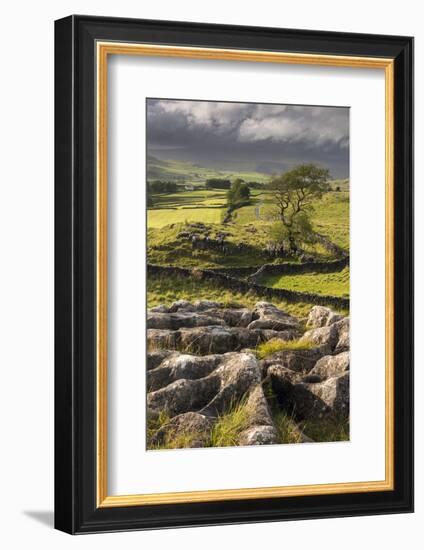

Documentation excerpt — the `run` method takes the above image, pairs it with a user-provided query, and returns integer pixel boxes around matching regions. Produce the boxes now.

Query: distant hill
[146,155,270,186]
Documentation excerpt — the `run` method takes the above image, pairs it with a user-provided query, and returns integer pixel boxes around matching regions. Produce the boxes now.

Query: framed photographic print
[54,15,414,534]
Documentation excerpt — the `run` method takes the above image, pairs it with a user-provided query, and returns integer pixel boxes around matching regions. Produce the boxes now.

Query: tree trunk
[288,231,298,254]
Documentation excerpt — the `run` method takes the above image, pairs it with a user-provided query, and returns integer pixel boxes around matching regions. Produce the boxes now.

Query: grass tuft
[147,410,205,450]
[256,337,314,359]
[147,398,252,450]
[208,399,251,448]
[152,431,200,450]
[300,416,349,442]
[146,410,171,448]
[273,410,304,444]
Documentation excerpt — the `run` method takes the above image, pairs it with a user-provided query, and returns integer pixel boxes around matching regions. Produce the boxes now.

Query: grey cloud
[146,99,349,178]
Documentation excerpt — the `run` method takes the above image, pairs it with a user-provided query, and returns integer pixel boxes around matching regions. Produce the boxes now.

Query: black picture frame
[55,14,414,534]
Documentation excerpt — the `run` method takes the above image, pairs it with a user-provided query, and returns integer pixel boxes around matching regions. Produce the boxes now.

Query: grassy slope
[234,190,349,250]
[148,221,276,268]
[148,188,348,266]
[147,156,270,186]
[148,189,226,228]
[146,161,350,449]
[147,158,350,306]
[148,208,224,228]
[259,266,350,298]
[148,183,349,251]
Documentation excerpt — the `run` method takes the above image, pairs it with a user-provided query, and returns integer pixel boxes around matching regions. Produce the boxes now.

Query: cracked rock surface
[146,300,350,449]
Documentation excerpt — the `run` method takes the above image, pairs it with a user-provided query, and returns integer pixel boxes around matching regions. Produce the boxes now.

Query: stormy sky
[146,99,349,178]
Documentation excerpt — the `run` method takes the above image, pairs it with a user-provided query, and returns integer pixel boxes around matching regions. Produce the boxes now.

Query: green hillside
[146,155,270,186]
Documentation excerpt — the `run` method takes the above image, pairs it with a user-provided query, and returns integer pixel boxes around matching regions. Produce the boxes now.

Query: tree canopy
[147,180,178,194]
[268,163,330,252]
[205,178,231,189]
[227,179,250,207]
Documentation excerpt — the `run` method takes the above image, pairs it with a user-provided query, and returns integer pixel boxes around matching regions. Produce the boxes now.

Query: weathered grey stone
[310,351,350,380]
[168,299,197,312]
[148,352,262,418]
[147,329,179,352]
[269,365,304,392]
[334,317,350,353]
[145,300,350,448]
[238,425,278,446]
[200,353,262,417]
[148,325,298,354]
[207,307,252,327]
[178,326,235,354]
[147,311,225,330]
[306,306,343,328]
[293,373,350,419]
[149,304,170,313]
[299,323,339,354]
[147,350,176,371]
[244,385,274,427]
[270,367,349,420]
[193,300,222,311]
[147,376,220,417]
[151,412,214,448]
[260,347,324,374]
[248,302,300,331]
[229,328,298,353]
[147,353,222,391]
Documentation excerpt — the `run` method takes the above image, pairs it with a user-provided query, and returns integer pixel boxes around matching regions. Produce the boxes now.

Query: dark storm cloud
[146,99,349,178]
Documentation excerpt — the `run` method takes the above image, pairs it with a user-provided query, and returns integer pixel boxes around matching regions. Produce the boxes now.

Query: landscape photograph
[146,98,350,450]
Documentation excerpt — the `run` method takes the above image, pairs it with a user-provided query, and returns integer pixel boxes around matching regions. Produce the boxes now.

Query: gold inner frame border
[96,42,394,508]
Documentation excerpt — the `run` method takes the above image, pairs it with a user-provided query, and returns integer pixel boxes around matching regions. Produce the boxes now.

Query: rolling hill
[146,155,271,186]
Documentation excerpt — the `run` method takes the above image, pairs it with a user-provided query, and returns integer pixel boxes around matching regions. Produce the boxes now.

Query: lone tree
[227,178,250,207]
[268,163,330,253]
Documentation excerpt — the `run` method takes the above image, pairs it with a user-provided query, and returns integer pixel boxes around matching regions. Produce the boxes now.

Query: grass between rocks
[264,382,305,444]
[146,398,252,450]
[147,394,349,450]
[146,410,171,449]
[208,399,251,447]
[272,410,305,444]
[272,411,349,444]
[265,382,350,444]
[147,271,317,320]
[147,410,204,450]
[300,416,350,442]
[255,338,314,360]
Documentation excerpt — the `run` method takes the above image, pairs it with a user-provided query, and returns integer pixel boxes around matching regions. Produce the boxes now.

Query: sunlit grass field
[234,190,349,250]
[148,207,224,228]
[258,266,350,298]
[146,165,349,308]
[147,220,277,267]
[147,186,349,251]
